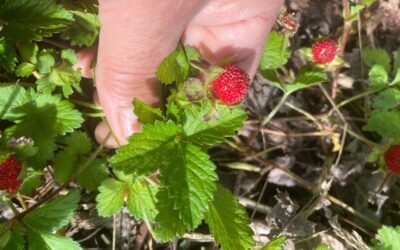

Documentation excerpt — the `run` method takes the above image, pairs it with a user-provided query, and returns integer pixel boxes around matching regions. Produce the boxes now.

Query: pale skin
[75,0,284,148]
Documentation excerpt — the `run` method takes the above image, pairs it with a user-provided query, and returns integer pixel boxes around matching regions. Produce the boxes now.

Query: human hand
[75,0,283,148]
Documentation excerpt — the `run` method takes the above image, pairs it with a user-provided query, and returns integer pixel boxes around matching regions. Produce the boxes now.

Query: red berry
[0,156,22,192]
[210,65,250,105]
[312,39,338,64]
[384,145,400,175]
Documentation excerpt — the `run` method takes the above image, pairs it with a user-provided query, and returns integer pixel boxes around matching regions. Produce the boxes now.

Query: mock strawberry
[312,39,338,64]
[0,156,22,192]
[210,65,250,105]
[384,145,400,175]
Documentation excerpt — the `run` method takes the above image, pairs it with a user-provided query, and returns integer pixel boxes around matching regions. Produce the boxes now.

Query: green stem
[7,200,19,215]
[261,92,290,127]
[70,99,103,110]
[17,192,28,210]
[82,112,105,118]
[335,89,378,110]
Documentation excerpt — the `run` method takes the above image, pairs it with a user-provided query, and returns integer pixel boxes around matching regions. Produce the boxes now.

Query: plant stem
[7,200,19,215]
[261,92,290,127]
[17,192,28,210]
[70,99,103,110]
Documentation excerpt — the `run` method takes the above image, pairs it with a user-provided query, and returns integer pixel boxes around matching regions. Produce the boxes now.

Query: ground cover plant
[1,0,400,249]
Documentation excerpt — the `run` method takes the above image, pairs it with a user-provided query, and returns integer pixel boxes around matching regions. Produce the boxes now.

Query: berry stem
[6,199,19,215]
[261,92,291,127]
[17,192,28,210]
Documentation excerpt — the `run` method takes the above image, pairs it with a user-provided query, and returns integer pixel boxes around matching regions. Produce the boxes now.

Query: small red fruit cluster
[384,145,400,175]
[0,156,22,192]
[210,65,250,105]
[312,39,338,64]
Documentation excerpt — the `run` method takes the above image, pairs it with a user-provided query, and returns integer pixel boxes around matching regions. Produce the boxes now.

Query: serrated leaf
[369,64,389,90]
[24,189,80,231]
[16,42,38,64]
[15,62,35,77]
[3,228,24,250]
[391,68,400,86]
[364,111,400,139]
[37,49,55,74]
[372,88,400,110]
[54,151,77,184]
[9,93,83,166]
[158,143,217,229]
[0,39,18,72]
[156,45,191,85]
[262,236,286,250]
[0,225,11,249]
[285,69,327,93]
[36,64,82,98]
[362,48,391,72]
[96,179,126,217]
[205,184,254,250]
[0,0,74,42]
[127,179,158,222]
[63,131,92,155]
[61,11,100,47]
[20,171,44,195]
[373,226,400,250]
[111,121,182,175]
[183,103,247,145]
[259,31,290,70]
[153,188,187,241]
[133,98,164,125]
[77,158,108,191]
[61,49,78,65]
[0,85,29,120]
[27,229,82,250]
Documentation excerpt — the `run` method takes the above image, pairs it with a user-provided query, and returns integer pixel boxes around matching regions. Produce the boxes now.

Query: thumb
[94,0,206,147]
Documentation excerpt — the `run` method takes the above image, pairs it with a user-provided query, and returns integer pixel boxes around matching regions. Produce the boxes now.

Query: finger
[95,0,207,145]
[74,46,97,78]
[183,0,283,78]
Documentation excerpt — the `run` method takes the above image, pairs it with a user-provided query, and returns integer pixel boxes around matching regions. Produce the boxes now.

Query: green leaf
[183,103,247,145]
[372,88,400,110]
[0,39,18,72]
[36,64,82,97]
[27,229,82,250]
[16,42,38,64]
[20,171,44,195]
[314,245,333,250]
[364,111,400,139]
[15,62,35,77]
[373,226,400,250]
[158,143,217,229]
[394,49,400,76]
[0,85,29,120]
[259,31,290,70]
[126,179,158,222]
[362,48,391,72]
[111,121,182,175]
[61,11,100,47]
[96,179,126,217]
[133,98,164,125]
[391,68,400,86]
[9,93,83,166]
[24,189,80,232]
[153,188,187,241]
[262,236,286,250]
[3,228,24,250]
[156,45,191,85]
[76,158,108,191]
[205,184,254,250]
[0,225,11,249]
[61,49,78,65]
[348,5,364,22]
[54,151,77,184]
[285,69,327,93]
[0,0,74,42]
[62,131,92,155]
[369,64,389,90]
[37,49,55,74]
